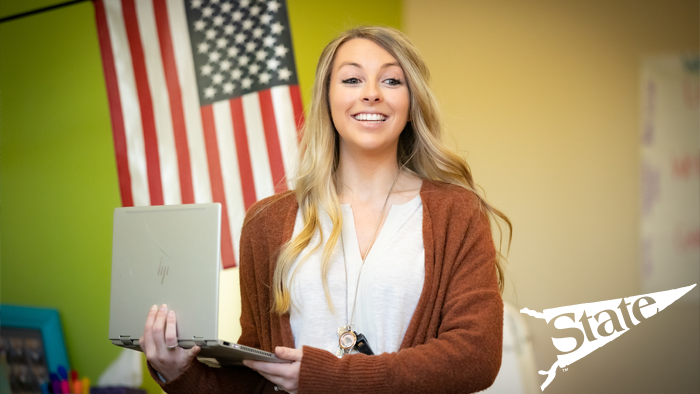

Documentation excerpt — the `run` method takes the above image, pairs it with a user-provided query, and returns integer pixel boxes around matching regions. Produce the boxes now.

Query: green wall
[0,1,400,392]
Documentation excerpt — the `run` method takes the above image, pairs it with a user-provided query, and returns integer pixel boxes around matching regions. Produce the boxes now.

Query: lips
[353,113,387,122]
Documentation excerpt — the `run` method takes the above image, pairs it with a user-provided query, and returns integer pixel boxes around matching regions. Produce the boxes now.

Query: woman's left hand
[242,346,303,393]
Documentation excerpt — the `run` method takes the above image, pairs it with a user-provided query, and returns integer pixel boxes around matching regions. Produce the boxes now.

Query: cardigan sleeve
[297,193,504,394]
[145,211,270,394]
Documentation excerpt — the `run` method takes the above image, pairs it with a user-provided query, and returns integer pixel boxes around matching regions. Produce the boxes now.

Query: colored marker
[81,377,90,394]
[57,365,68,381]
[60,379,69,394]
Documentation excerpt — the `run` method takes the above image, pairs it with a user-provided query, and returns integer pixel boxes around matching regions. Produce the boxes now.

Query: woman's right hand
[140,304,201,382]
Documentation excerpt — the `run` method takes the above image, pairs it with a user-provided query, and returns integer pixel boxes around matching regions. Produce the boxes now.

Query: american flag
[95,0,304,268]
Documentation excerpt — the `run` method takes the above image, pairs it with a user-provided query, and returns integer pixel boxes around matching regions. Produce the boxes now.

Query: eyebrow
[337,61,400,70]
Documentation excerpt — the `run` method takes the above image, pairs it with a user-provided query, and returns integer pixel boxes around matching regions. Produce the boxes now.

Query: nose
[362,81,382,103]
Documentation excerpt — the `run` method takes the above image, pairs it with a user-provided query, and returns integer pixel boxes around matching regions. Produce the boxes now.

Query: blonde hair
[270,26,511,314]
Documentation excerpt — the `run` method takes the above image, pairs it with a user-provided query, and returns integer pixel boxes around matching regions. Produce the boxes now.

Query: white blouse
[287,194,425,355]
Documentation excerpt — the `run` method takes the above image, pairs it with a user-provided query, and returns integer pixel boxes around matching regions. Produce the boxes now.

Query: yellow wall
[403,0,698,393]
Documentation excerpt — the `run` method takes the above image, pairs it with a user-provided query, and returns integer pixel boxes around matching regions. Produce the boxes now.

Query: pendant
[339,330,357,351]
[337,325,357,357]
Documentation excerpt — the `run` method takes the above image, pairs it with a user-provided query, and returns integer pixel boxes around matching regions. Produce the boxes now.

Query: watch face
[339,331,357,350]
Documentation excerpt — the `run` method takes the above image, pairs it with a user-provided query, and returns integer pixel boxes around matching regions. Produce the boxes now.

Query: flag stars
[274,44,288,57]
[259,72,271,84]
[220,59,232,71]
[223,82,235,94]
[197,42,210,54]
[263,36,275,47]
[267,58,280,70]
[278,67,292,80]
[189,0,296,100]
[268,1,280,12]
[270,22,284,34]
[201,64,213,76]
[208,51,221,63]
[216,38,228,48]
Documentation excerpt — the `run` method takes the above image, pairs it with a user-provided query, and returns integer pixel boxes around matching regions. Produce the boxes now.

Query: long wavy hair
[270,26,511,314]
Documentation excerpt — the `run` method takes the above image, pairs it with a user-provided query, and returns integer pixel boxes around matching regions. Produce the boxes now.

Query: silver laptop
[108,203,289,366]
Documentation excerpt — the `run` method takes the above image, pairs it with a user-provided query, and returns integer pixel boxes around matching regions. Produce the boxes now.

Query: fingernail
[151,305,157,311]
[160,304,167,311]
[168,310,174,317]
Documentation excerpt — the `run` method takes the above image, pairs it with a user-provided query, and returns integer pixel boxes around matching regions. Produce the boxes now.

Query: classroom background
[1,0,698,393]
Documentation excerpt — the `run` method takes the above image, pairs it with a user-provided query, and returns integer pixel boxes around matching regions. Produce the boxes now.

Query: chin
[349,139,395,154]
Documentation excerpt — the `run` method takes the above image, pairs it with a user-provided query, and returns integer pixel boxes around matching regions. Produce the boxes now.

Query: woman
[141,26,510,394]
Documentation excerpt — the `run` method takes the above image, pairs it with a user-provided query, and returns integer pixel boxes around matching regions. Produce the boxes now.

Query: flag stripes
[153,0,195,204]
[289,85,304,141]
[259,90,287,194]
[230,97,257,210]
[271,85,301,189]
[199,105,236,267]
[95,0,134,207]
[122,0,165,206]
[95,0,304,268]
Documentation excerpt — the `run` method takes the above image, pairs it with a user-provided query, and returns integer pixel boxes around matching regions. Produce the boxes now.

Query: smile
[353,113,387,122]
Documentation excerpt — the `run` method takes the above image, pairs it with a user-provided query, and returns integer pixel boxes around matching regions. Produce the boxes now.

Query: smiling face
[328,38,410,156]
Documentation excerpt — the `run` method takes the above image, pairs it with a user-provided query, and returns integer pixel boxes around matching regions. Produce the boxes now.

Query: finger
[275,346,302,362]
[142,305,158,356]
[257,371,295,394]
[164,310,178,348]
[244,360,290,377]
[152,304,169,351]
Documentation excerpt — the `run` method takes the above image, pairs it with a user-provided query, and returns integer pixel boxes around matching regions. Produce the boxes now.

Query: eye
[384,78,403,86]
[341,77,361,84]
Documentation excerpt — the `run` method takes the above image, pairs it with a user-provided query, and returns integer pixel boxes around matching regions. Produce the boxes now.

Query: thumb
[188,345,201,358]
[275,346,288,359]
[275,346,301,361]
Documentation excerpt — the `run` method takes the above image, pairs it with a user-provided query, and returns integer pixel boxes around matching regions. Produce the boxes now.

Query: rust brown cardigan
[149,179,503,393]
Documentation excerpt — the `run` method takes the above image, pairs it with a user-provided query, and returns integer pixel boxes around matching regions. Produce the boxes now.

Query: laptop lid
[108,203,221,346]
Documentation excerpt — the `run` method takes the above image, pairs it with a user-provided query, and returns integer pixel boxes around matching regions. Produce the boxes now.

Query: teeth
[354,113,386,121]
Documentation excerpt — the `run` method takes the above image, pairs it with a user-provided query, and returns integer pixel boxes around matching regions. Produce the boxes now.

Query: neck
[336,144,400,204]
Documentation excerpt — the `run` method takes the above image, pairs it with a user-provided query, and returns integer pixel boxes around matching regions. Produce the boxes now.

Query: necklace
[335,169,401,358]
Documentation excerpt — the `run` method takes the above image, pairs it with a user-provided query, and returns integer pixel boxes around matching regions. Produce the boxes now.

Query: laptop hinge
[193,336,208,348]
[119,335,134,346]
